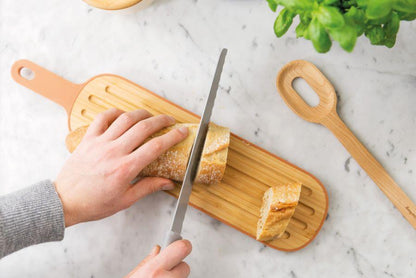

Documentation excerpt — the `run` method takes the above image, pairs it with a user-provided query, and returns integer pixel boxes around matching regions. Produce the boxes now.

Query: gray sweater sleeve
[0,180,65,259]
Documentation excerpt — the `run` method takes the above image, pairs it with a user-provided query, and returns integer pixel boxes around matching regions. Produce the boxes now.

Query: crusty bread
[195,124,229,184]
[65,125,89,153]
[256,183,302,241]
[65,123,230,184]
[139,123,196,182]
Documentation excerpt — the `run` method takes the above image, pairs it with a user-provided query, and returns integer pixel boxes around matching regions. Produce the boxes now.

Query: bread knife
[163,48,227,248]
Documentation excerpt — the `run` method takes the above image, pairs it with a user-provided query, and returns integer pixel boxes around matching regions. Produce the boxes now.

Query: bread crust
[139,123,197,182]
[65,126,89,153]
[195,124,229,184]
[256,183,302,241]
[66,123,230,184]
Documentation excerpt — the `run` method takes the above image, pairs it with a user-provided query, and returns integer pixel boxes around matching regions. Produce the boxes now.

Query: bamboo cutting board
[11,59,328,251]
[84,0,143,10]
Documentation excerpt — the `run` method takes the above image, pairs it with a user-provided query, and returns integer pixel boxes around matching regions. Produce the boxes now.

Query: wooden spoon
[276,60,416,229]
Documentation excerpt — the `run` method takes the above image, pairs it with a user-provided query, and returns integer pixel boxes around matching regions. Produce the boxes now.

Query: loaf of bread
[66,126,89,153]
[256,183,302,241]
[65,123,230,184]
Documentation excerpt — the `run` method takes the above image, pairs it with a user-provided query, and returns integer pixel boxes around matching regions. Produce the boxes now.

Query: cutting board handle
[11,59,81,115]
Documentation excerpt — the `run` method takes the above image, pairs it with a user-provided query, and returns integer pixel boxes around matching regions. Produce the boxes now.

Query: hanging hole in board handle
[11,59,83,118]
[19,67,35,81]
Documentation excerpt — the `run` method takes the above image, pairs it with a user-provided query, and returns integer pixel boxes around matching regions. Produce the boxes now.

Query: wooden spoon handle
[322,112,416,228]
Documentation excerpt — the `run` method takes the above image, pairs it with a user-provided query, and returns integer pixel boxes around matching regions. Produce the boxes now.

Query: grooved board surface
[70,75,328,251]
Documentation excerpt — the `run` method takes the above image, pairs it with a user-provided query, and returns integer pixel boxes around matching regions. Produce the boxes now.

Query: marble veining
[0,0,415,277]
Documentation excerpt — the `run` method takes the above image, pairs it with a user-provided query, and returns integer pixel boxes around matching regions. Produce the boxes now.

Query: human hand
[125,240,192,278]
[54,108,189,227]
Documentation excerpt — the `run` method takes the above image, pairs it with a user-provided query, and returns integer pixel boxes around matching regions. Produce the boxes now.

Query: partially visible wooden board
[11,60,328,251]
[83,0,143,10]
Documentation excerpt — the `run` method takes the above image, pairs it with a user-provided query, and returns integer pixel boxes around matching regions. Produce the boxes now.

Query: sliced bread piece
[195,123,230,184]
[256,183,302,241]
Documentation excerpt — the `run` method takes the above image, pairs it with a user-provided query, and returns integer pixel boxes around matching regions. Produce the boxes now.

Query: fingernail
[150,245,161,255]
[178,127,188,135]
[167,115,176,124]
[162,183,175,191]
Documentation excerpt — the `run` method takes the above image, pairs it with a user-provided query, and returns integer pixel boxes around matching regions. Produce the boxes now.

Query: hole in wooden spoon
[19,67,35,80]
[292,78,319,107]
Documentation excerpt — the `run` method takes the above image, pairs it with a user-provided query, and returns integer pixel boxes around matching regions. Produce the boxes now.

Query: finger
[117,114,176,153]
[128,127,189,173]
[104,109,152,140]
[123,177,175,207]
[139,245,161,267]
[169,262,190,278]
[151,245,161,256]
[152,240,192,271]
[125,245,161,278]
[87,108,124,137]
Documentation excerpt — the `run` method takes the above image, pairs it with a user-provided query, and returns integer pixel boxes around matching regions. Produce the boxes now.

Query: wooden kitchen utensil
[11,59,328,251]
[276,60,416,229]
[84,0,144,10]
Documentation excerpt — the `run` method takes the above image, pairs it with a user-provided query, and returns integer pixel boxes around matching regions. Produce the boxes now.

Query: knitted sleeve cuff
[0,180,65,258]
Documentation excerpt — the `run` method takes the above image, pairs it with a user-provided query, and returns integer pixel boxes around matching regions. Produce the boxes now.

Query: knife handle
[163,230,182,249]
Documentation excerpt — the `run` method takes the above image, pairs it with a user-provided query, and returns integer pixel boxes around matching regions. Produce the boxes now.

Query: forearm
[0,180,65,259]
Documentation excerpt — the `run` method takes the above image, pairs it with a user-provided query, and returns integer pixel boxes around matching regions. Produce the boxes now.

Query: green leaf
[393,0,416,13]
[365,26,386,45]
[274,8,295,37]
[317,6,345,28]
[344,6,365,22]
[299,13,312,24]
[341,0,357,9]
[296,21,309,38]
[383,12,400,48]
[323,0,340,5]
[276,0,314,12]
[356,0,369,8]
[329,24,357,52]
[267,0,278,12]
[298,14,312,39]
[384,12,400,37]
[308,17,332,53]
[397,11,416,21]
[366,0,393,19]
[344,6,366,36]
[368,13,392,25]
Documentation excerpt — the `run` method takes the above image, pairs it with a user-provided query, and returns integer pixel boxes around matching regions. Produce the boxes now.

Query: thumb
[140,245,161,266]
[125,245,161,278]
[123,177,175,206]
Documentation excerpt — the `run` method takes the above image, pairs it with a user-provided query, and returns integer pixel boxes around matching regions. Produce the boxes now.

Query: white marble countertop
[0,0,415,277]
